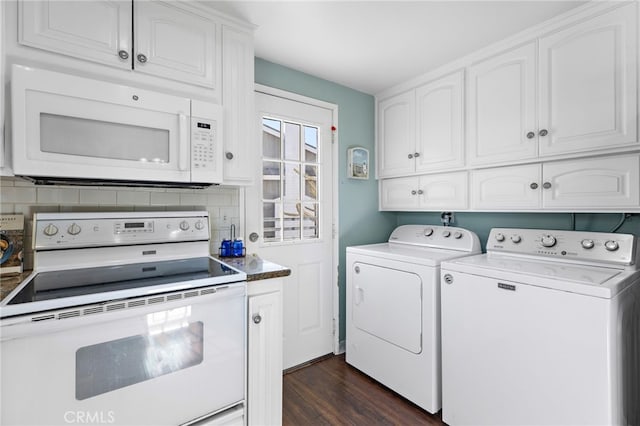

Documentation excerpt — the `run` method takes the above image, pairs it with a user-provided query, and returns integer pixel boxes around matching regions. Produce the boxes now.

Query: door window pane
[262,118,281,159]
[304,165,318,200]
[263,161,281,200]
[283,203,301,240]
[283,163,300,201]
[283,122,301,161]
[302,203,319,239]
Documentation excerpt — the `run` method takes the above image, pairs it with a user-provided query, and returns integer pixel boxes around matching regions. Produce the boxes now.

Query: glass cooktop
[7,257,241,306]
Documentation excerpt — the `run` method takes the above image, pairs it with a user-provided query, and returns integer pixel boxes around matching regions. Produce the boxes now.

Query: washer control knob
[541,235,557,248]
[604,240,619,251]
[581,239,595,249]
[442,230,451,238]
[43,224,59,236]
[453,231,462,239]
[67,223,82,235]
[443,274,454,285]
[179,221,190,231]
[495,233,505,242]
[511,235,522,244]
[195,220,205,230]
[424,228,434,237]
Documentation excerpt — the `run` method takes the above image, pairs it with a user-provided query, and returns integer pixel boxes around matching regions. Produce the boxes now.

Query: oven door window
[76,319,203,400]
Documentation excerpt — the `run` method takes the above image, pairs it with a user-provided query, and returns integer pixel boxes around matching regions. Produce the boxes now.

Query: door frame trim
[252,83,340,355]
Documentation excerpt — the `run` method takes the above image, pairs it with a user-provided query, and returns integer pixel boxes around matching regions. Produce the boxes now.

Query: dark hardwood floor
[283,354,446,425]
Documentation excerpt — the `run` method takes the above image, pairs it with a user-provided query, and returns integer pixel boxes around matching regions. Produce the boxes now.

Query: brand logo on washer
[498,283,516,291]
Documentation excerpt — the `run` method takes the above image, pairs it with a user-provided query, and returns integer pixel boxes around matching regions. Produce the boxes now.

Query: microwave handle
[178,114,189,171]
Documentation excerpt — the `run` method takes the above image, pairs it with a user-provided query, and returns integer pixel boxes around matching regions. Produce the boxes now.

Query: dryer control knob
[442,230,451,238]
[511,235,522,244]
[581,239,595,249]
[541,235,557,248]
[495,233,505,242]
[424,228,434,237]
[604,240,619,251]
[453,231,462,239]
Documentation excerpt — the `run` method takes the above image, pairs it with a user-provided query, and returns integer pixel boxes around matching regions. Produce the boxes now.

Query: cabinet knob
[542,182,552,189]
[526,131,535,139]
[118,50,129,60]
[253,314,262,324]
[417,189,424,195]
[530,182,538,189]
[539,129,549,137]
[137,53,148,63]
[408,153,414,159]
[411,190,417,195]
[414,152,420,158]
[226,152,234,160]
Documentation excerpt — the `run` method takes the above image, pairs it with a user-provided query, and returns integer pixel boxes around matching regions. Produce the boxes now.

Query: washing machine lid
[442,254,638,298]
[347,243,477,267]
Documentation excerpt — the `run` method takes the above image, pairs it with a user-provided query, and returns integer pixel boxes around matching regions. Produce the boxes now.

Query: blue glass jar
[232,239,245,257]
[219,239,232,257]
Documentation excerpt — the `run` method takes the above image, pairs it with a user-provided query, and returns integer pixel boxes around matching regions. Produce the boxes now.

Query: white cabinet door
[247,280,283,426]
[415,71,464,172]
[380,176,420,210]
[539,3,638,156]
[418,172,468,210]
[471,164,541,210]
[19,0,132,69]
[542,154,640,209]
[378,91,415,177]
[134,1,220,89]
[467,42,538,166]
[222,25,255,185]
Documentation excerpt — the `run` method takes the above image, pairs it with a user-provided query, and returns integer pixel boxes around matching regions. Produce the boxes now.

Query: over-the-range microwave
[11,64,222,188]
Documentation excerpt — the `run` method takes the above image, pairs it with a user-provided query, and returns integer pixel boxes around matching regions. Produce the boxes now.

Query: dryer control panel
[487,228,638,267]
[389,225,481,253]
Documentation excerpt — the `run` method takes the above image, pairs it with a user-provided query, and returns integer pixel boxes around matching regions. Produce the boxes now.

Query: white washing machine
[441,227,640,426]
[346,224,481,413]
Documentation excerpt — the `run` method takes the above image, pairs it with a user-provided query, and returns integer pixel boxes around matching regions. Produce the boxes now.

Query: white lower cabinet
[470,154,640,211]
[380,172,468,211]
[247,279,283,426]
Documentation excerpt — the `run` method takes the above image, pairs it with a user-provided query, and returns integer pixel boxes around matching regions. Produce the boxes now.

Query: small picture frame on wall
[347,147,369,180]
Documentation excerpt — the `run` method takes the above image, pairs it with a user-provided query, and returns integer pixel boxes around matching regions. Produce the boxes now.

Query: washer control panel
[388,225,481,252]
[34,212,209,250]
[487,228,638,266]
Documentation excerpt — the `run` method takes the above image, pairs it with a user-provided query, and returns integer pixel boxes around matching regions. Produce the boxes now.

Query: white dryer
[441,228,640,426]
[346,225,481,413]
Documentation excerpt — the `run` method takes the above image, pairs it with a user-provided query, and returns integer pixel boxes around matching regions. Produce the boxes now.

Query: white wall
[0,177,240,270]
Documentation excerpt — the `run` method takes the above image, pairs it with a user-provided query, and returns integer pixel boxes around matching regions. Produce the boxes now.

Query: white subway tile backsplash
[37,187,80,204]
[180,193,208,206]
[150,192,180,205]
[117,191,150,205]
[1,187,37,204]
[79,189,116,205]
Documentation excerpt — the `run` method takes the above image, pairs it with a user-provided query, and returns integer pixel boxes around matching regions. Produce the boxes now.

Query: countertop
[0,256,290,303]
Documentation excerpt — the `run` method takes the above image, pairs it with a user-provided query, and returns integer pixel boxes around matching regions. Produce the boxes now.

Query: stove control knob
[495,233,505,242]
[604,240,619,252]
[195,220,205,230]
[581,239,595,249]
[511,235,522,244]
[424,228,434,237]
[67,223,82,235]
[179,221,190,231]
[442,230,451,238]
[43,223,59,236]
[453,231,463,239]
[541,235,557,248]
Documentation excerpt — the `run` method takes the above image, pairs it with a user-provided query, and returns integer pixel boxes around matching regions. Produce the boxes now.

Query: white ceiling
[208,1,586,95]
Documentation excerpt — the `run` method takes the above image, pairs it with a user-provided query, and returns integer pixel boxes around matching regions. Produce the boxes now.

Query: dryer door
[352,262,422,353]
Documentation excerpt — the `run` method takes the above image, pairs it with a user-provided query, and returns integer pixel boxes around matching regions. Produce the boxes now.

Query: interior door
[246,90,335,369]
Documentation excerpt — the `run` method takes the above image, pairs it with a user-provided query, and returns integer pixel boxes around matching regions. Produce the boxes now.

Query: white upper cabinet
[19,0,221,90]
[19,0,132,70]
[416,71,464,172]
[134,2,219,90]
[538,4,638,156]
[471,164,541,210]
[467,42,537,166]
[378,91,415,177]
[378,71,464,178]
[380,172,468,211]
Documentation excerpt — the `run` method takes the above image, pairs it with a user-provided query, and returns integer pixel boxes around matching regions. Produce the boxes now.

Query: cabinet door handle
[408,153,414,159]
[137,53,148,63]
[225,152,234,160]
[530,182,538,189]
[543,182,552,189]
[118,50,129,60]
[411,190,417,195]
[526,131,535,139]
[414,152,420,158]
[539,129,549,137]
[253,314,262,324]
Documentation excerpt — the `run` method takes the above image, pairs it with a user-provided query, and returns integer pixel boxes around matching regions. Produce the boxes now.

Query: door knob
[249,232,259,242]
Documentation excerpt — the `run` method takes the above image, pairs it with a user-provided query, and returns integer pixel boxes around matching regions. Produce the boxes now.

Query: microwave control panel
[191,116,222,184]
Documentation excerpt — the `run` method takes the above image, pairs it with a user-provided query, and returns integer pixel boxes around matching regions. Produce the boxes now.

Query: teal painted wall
[254,58,396,341]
